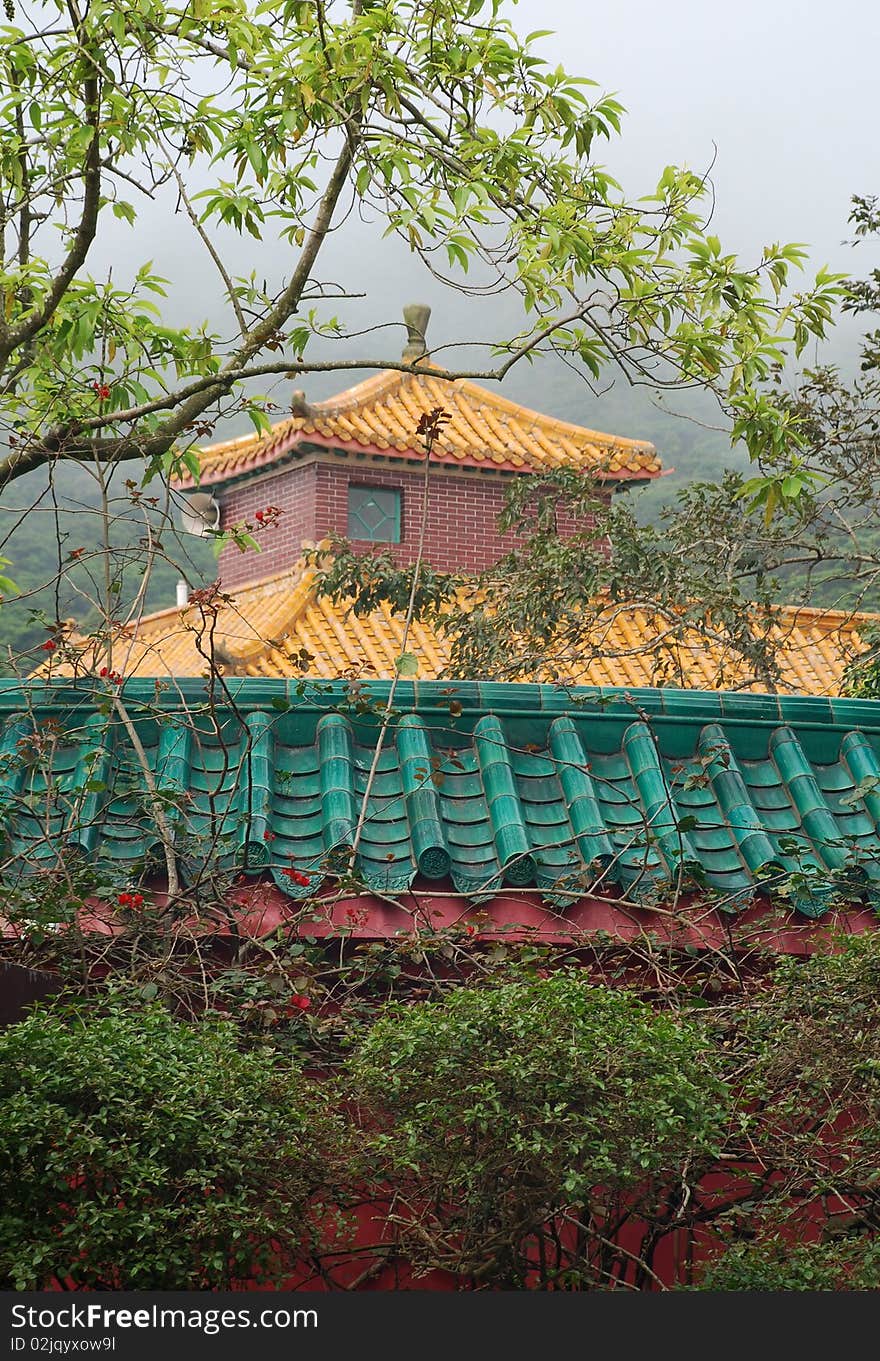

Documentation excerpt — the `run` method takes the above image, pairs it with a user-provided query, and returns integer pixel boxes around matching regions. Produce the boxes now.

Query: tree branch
[1,68,102,363]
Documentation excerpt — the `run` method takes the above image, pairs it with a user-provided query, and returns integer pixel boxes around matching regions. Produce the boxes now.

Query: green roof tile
[4,678,880,917]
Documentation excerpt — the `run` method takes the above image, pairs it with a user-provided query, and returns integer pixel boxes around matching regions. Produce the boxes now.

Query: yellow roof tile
[44,553,877,697]
[174,369,662,488]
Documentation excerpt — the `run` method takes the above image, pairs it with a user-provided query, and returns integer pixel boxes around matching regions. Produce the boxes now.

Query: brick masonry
[215,456,604,588]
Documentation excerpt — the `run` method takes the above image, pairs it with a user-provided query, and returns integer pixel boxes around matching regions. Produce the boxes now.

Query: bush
[694,1235,880,1291]
[348,973,729,1287]
[0,1002,344,1289]
[693,935,880,1284]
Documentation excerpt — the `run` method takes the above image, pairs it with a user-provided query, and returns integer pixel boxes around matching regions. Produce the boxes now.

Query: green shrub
[695,1235,880,1291]
[348,973,729,1287]
[0,1002,344,1289]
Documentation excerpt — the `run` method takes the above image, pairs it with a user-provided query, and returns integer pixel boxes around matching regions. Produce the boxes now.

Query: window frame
[346,482,402,544]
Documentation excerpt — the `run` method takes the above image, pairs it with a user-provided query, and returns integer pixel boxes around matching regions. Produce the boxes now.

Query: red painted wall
[217,458,603,588]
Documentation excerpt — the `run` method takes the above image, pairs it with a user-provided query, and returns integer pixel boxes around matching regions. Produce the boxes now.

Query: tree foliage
[0,0,841,495]
[693,1236,880,1291]
[7,930,880,1288]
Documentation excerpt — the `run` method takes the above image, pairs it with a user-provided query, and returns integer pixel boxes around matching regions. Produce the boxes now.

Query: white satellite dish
[180,492,220,537]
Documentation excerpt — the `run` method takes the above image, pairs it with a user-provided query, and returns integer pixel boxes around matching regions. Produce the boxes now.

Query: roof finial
[402,303,431,361]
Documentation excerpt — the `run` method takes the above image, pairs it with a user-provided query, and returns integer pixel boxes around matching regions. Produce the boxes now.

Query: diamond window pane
[348,485,401,543]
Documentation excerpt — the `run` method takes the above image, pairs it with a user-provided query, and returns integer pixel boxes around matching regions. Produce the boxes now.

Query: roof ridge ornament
[402,303,431,362]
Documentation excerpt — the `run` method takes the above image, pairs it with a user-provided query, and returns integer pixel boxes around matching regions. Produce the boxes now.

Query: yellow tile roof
[52,556,875,697]
[175,369,662,488]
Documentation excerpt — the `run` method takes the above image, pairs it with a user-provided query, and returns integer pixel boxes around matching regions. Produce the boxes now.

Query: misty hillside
[0,462,217,676]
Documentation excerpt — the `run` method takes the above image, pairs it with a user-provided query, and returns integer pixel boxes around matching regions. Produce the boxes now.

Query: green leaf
[111,200,136,226]
[245,406,272,436]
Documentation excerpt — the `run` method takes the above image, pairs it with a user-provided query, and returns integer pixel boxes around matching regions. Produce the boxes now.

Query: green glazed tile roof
[4,679,880,918]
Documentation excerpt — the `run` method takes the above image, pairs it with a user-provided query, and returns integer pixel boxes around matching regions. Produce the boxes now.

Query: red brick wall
[217,462,319,588]
[217,458,603,588]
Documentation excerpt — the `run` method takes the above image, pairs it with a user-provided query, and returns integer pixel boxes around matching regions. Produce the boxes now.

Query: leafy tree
[348,972,729,1288]
[0,1000,345,1289]
[0,0,848,683]
[676,932,880,1289]
[0,0,840,495]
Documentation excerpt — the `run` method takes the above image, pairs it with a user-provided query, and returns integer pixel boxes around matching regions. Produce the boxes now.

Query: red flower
[253,506,282,529]
[281,868,310,887]
[465,923,478,936]
[92,382,111,400]
[287,994,311,1013]
[117,892,131,906]
[41,640,56,652]
[131,893,144,908]
[263,829,276,842]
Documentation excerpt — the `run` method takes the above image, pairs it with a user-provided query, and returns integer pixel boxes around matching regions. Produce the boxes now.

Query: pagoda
[172,304,661,591]
[42,306,873,690]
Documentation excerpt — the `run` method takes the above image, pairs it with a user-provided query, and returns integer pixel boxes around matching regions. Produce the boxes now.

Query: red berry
[41,640,56,652]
